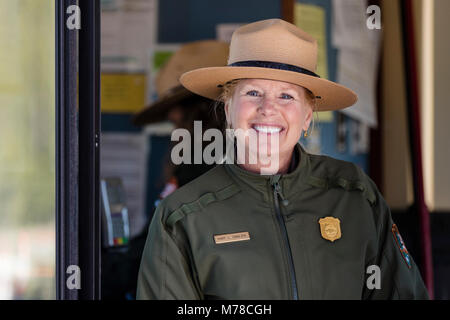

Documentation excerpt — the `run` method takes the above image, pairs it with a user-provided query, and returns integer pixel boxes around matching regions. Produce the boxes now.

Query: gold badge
[319,217,341,242]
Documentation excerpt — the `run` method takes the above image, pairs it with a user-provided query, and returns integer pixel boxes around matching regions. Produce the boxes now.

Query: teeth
[253,125,282,134]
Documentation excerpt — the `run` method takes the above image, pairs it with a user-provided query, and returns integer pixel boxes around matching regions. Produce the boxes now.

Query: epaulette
[306,174,376,206]
[166,184,241,228]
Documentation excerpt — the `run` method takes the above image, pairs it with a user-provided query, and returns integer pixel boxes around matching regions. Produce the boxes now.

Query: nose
[257,96,278,116]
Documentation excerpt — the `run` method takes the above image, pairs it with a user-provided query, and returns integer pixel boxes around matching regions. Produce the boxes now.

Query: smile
[251,124,284,134]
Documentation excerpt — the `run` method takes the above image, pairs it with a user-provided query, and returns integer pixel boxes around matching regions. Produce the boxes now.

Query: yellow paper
[294,3,328,79]
[313,110,333,123]
[101,73,146,113]
[294,3,332,122]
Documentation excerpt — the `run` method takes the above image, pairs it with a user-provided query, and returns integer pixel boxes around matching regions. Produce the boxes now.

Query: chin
[252,143,285,158]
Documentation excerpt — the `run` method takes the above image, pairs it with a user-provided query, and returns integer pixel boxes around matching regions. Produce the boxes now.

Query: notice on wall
[100,0,157,113]
[101,0,157,72]
[147,43,181,104]
[332,0,381,128]
[294,3,329,80]
[101,73,147,113]
[337,43,380,128]
[332,0,369,50]
[349,121,370,155]
[294,3,333,123]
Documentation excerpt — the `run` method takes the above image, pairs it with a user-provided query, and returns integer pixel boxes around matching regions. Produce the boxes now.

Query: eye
[246,90,260,97]
[280,93,294,100]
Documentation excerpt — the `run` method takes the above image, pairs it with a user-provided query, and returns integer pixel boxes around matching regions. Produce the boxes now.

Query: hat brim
[180,66,358,111]
[132,86,193,126]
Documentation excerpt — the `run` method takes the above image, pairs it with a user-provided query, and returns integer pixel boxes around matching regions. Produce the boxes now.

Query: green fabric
[137,143,429,300]
[166,184,241,228]
[306,175,376,206]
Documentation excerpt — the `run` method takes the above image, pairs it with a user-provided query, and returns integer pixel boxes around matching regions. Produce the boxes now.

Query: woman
[137,19,428,299]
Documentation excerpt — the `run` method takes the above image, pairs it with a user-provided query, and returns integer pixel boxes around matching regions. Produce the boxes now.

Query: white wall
[432,0,450,210]
[381,0,450,211]
[381,0,414,209]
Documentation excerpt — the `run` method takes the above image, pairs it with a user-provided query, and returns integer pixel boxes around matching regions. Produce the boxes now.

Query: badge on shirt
[319,217,342,242]
[392,224,412,269]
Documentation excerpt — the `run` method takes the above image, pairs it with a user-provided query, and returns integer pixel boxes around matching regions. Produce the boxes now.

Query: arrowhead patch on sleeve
[392,224,412,269]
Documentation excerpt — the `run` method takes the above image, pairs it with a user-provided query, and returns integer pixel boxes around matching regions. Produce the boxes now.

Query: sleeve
[363,182,430,300]
[136,203,203,300]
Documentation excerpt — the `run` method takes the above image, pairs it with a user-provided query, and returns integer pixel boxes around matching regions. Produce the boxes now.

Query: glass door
[0,0,56,299]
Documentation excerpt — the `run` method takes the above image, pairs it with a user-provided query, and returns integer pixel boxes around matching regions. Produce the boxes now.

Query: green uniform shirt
[137,143,429,300]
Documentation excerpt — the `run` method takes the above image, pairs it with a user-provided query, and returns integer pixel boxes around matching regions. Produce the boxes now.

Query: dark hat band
[229,60,320,78]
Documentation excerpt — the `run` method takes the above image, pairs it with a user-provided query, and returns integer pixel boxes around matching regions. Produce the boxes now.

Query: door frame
[55,0,101,300]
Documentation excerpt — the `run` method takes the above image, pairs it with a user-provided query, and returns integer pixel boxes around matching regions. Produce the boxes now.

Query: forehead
[237,78,306,93]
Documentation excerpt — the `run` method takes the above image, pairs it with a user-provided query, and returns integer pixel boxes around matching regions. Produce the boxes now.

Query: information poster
[294,3,329,80]
[101,73,147,113]
[332,0,381,128]
[100,0,158,113]
[147,43,181,104]
[294,3,333,122]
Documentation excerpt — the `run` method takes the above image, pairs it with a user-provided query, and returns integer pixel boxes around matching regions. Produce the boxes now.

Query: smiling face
[224,78,313,168]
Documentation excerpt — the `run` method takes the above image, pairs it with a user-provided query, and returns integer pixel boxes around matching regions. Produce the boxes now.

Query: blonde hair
[214,79,318,134]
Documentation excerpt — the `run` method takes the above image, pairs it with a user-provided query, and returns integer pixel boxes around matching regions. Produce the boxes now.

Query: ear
[224,99,232,124]
[302,107,313,131]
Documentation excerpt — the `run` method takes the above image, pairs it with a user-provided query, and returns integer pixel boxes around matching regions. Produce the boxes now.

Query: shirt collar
[223,143,311,202]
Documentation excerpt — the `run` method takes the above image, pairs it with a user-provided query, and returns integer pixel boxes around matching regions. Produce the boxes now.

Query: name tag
[214,232,250,244]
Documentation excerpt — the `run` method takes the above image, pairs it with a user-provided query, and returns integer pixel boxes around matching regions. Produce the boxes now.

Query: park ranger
[136,19,429,300]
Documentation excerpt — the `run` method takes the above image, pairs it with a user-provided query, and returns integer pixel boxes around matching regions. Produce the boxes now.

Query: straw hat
[132,40,229,126]
[180,19,358,111]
